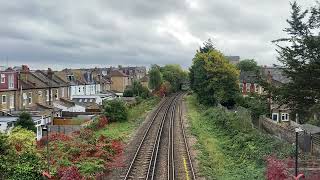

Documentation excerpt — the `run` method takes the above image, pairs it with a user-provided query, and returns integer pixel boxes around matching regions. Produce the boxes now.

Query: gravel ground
[181,95,205,180]
[103,98,166,180]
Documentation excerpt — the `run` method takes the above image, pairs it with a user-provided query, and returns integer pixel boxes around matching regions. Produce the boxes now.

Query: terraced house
[0,68,18,112]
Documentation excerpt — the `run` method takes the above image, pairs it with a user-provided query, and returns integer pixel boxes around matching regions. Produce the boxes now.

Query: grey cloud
[0,0,315,69]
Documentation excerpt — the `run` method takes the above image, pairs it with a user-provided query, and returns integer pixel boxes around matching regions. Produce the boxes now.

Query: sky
[0,0,317,70]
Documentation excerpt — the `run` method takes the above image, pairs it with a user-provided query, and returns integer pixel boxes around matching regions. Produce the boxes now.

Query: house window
[55,89,59,100]
[61,88,65,97]
[78,87,81,93]
[79,99,82,102]
[1,95,6,104]
[246,83,250,92]
[8,74,14,89]
[272,113,279,122]
[255,84,259,93]
[84,99,88,102]
[9,95,14,109]
[0,74,5,83]
[23,93,27,106]
[281,113,289,122]
[46,90,49,101]
[28,92,32,104]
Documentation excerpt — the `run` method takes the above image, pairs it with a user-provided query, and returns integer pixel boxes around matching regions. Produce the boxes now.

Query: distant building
[225,56,240,65]
[109,70,130,93]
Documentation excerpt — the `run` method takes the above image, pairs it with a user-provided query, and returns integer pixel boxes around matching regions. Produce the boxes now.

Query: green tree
[7,127,36,153]
[160,64,188,92]
[15,112,36,132]
[200,38,215,53]
[237,59,259,72]
[148,65,162,91]
[190,45,240,107]
[124,81,150,99]
[273,1,320,123]
[103,99,128,122]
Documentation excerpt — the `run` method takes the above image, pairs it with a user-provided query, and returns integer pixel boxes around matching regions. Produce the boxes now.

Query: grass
[95,97,160,141]
[185,95,293,180]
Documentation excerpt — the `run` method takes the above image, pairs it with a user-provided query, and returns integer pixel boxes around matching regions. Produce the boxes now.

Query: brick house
[109,70,130,93]
[0,68,18,112]
[239,71,264,96]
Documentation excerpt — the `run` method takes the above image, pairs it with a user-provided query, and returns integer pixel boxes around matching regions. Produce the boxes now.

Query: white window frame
[61,87,65,97]
[246,83,250,92]
[272,113,279,122]
[55,89,59,100]
[23,93,27,106]
[9,95,14,109]
[255,84,259,93]
[28,92,32,104]
[8,74,14,89]
[1,95,6,104]
[46,90,49,102]
[281,113,289,122]
[0,74,5,83]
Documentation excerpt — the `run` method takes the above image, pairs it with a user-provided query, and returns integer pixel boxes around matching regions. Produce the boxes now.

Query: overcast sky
[0,0,316,70]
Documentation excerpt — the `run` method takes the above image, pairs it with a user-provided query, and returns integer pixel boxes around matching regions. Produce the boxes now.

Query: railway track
[123,93,196,180]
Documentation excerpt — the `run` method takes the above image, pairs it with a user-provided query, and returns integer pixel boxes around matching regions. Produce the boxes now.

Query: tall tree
[237,59,259,72]
[148,65,162,91]
[15,112,36,133]
[273,1,320,123]
[160,64,188,92]
[190,44,240,107]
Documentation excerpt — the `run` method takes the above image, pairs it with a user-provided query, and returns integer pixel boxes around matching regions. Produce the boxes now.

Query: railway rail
[123,93,196,180]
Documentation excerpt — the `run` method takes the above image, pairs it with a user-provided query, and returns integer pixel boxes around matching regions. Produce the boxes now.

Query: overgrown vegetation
[272,1,320,123]
[123,80,150,99]
[186,95,294,179]
[103,99,128,122]
[0,127,44,179]
[15,111,36,133]
[96,97,160,141]
[189,40,240,108]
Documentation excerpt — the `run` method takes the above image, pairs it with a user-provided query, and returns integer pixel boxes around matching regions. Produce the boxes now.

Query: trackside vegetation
[186,95,294,179]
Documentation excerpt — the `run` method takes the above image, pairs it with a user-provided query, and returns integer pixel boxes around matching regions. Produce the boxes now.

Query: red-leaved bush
[266,156,290,180]
[57,166,82,180]
[37,133,72,147]
[97,116,108,129]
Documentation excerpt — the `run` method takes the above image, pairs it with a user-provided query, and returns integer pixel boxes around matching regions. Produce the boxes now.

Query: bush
[15,112,36,133]
[8,127,36,153]
[103,99,128,122]
[58,166,82,180]
[0,133,9,155]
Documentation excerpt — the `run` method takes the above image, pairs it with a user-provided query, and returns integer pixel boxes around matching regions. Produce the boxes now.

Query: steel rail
[123,96,173,180]
[178,96,196,180]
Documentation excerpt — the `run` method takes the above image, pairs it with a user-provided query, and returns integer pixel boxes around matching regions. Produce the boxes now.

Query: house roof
[262,67,291,84]
[140,75,149,82]
[110,70,128,77]
[240,71,258,83]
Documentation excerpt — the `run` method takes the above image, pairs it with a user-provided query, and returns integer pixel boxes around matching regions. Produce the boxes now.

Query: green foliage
[273,2,320,123]
[237,59,260,72]
[124,81,150,99]
[76,158,105,177]
[189,46,240,107]
[0,133,9,155]
[186,95,294,179]
[103,99,128,122]
[199,38,215,53]
[160,64,188,92]
[148,65,162,90]
[0,130,43,180]
[7,127,36,153]
[15,112,36,132]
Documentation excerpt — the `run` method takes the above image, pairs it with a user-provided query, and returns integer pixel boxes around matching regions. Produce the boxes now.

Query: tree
[160,64,188,92]
[148,65,162,91]
[237,59,259,72]
[124,81,150,99]
[199,38,215,53]
[7,127,36,153]
[103,100,128,122]
[190,45,240,107]
[15,112,36,132]
[273,1,320,123]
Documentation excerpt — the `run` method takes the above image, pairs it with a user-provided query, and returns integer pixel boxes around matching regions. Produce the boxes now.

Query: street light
[42,125,50,175]
[295,127,304,177]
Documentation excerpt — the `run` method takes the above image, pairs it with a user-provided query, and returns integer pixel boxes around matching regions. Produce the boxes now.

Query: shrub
[15,112,36,132]
[76,158,105,177]
[103,99,128,122]
[0,133,9,155]
[7,127,36,153]
[57,166,82,180]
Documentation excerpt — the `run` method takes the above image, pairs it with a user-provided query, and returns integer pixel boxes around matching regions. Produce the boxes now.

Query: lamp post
[42,125,50,174]
[295,127,303,177]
